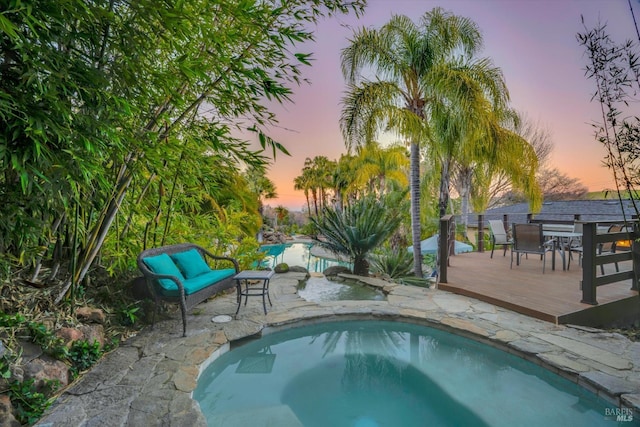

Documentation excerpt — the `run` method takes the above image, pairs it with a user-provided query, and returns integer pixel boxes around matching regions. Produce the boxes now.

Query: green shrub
[369,247,413,278]
[230,237,265,271]
[0,313,64,357]
[8,378,58,426]
[369,247,436,287]
[118,303,141,327]
[68,340,103,379]
[274,263,289,273]
[1,313,107,423]
[298,222,318,237]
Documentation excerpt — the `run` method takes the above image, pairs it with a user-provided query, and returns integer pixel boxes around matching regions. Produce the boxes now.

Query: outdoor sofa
[137,243,239,336]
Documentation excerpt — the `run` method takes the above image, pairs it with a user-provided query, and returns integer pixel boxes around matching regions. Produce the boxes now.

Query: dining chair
[566,222,583,270]
[598,224,624,275]
[488,220,513,258]
[510,223,555,273]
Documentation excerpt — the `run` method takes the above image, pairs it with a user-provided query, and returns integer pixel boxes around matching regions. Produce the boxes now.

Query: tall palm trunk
[334,187,344,212]
[457,166,473,232]
[312,188,319,217]
[438,157,452,218]
[409,141,423,277]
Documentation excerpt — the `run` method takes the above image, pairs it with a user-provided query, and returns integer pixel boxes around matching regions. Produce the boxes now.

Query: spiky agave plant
[369,247,414,279]
[311,196,401,276]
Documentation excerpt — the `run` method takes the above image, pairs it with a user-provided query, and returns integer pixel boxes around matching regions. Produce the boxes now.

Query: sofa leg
[180,300,187,337]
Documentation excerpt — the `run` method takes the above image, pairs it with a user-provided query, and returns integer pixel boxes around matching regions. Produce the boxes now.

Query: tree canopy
[0,0,365,297]
[339,8,542,276]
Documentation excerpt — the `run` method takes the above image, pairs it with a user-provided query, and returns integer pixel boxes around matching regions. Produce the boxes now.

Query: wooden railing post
[632,225,639,291]
[439,215,451,283]
[478,214,484,253]
[581,222,598,305]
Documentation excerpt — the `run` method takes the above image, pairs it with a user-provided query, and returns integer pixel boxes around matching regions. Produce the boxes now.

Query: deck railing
[580,221,639,304]
[441,215,639,303]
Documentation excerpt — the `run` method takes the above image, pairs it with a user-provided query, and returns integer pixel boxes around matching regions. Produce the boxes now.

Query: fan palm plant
[311,196,401,276]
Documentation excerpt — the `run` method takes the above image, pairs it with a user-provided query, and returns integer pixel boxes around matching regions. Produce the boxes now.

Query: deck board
[438,250,639,326]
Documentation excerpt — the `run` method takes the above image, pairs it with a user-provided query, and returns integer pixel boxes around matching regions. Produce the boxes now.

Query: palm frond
[340,80,403,151]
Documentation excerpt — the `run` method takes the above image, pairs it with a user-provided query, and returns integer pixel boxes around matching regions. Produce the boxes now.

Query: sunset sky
[258,0,637,211]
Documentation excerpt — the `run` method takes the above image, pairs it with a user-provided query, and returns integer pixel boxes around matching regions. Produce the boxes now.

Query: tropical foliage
[340,8,542,276]
[0,1,365,302]
[311,196,402,276]
[294,144,409,217]
[295,156,337,216]
[484,115,587,208]
[368,247,414,279]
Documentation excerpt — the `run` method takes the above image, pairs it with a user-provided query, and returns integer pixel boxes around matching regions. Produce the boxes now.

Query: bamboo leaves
[0,0,366,299]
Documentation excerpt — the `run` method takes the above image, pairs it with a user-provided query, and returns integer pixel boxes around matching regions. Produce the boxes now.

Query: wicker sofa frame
[137,243,239,336]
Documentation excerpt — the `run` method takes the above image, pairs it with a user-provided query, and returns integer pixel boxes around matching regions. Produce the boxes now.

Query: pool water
[261,243,380,302]
[194,320,626,427]
[259,242,350,273]
[297,276,385,302]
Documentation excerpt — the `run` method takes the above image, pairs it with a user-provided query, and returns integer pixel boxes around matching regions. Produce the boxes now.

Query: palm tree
[311,196,401,276]
[300,158,320,216]
[452,111,542,230]
[245,167,278,214]
[425,51,544,229]
[274,205,290,230]
[293,174,312,215]
[311,156,337,211]
[298,156,339,216]
[352,143,409,197]
[341,8,484,277]
[332,153,358,211]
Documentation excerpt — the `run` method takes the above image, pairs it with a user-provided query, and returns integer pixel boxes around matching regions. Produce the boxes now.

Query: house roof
[469,199,640,226]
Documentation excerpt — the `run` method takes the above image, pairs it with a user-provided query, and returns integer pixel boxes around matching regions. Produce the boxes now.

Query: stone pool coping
[37,272,640,426]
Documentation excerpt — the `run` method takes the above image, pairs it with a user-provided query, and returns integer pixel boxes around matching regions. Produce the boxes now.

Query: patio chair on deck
[597,224,624,275]
[510,223,555,273]
[488,220,513,258]
[565,222,583,270]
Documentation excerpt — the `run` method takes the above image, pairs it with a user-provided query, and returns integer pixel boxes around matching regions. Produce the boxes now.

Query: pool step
[208,404,303,427]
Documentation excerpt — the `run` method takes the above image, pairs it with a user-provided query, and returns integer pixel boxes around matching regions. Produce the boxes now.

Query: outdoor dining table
[542,230,582,271]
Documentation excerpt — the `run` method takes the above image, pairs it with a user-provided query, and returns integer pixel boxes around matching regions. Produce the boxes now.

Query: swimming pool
[194,320,624,427]
[259,242,350,273]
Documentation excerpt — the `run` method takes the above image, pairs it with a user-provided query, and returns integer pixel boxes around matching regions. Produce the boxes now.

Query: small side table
[233,270,275,315]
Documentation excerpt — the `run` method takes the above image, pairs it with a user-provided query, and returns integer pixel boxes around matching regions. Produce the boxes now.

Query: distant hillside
[587,190,640,200]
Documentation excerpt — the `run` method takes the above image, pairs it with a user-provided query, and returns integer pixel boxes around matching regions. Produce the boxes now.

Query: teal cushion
[142,253,185,291]
[171,249,212,279]
[159,268,236,297]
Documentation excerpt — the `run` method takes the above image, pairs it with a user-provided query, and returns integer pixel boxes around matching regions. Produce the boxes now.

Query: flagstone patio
[36,272,640,426]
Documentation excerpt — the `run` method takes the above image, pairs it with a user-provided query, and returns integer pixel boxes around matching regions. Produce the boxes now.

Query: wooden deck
[438,250,639,327]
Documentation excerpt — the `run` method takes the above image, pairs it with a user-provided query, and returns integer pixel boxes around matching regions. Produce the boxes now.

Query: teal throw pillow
[142,253,185,290]
[171,249,212,279]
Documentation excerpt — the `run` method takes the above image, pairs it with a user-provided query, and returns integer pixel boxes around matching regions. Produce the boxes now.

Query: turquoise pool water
[298,276,385,302]
[261,243,379,302]
[194,320,628,427]
[259,242,350,273]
